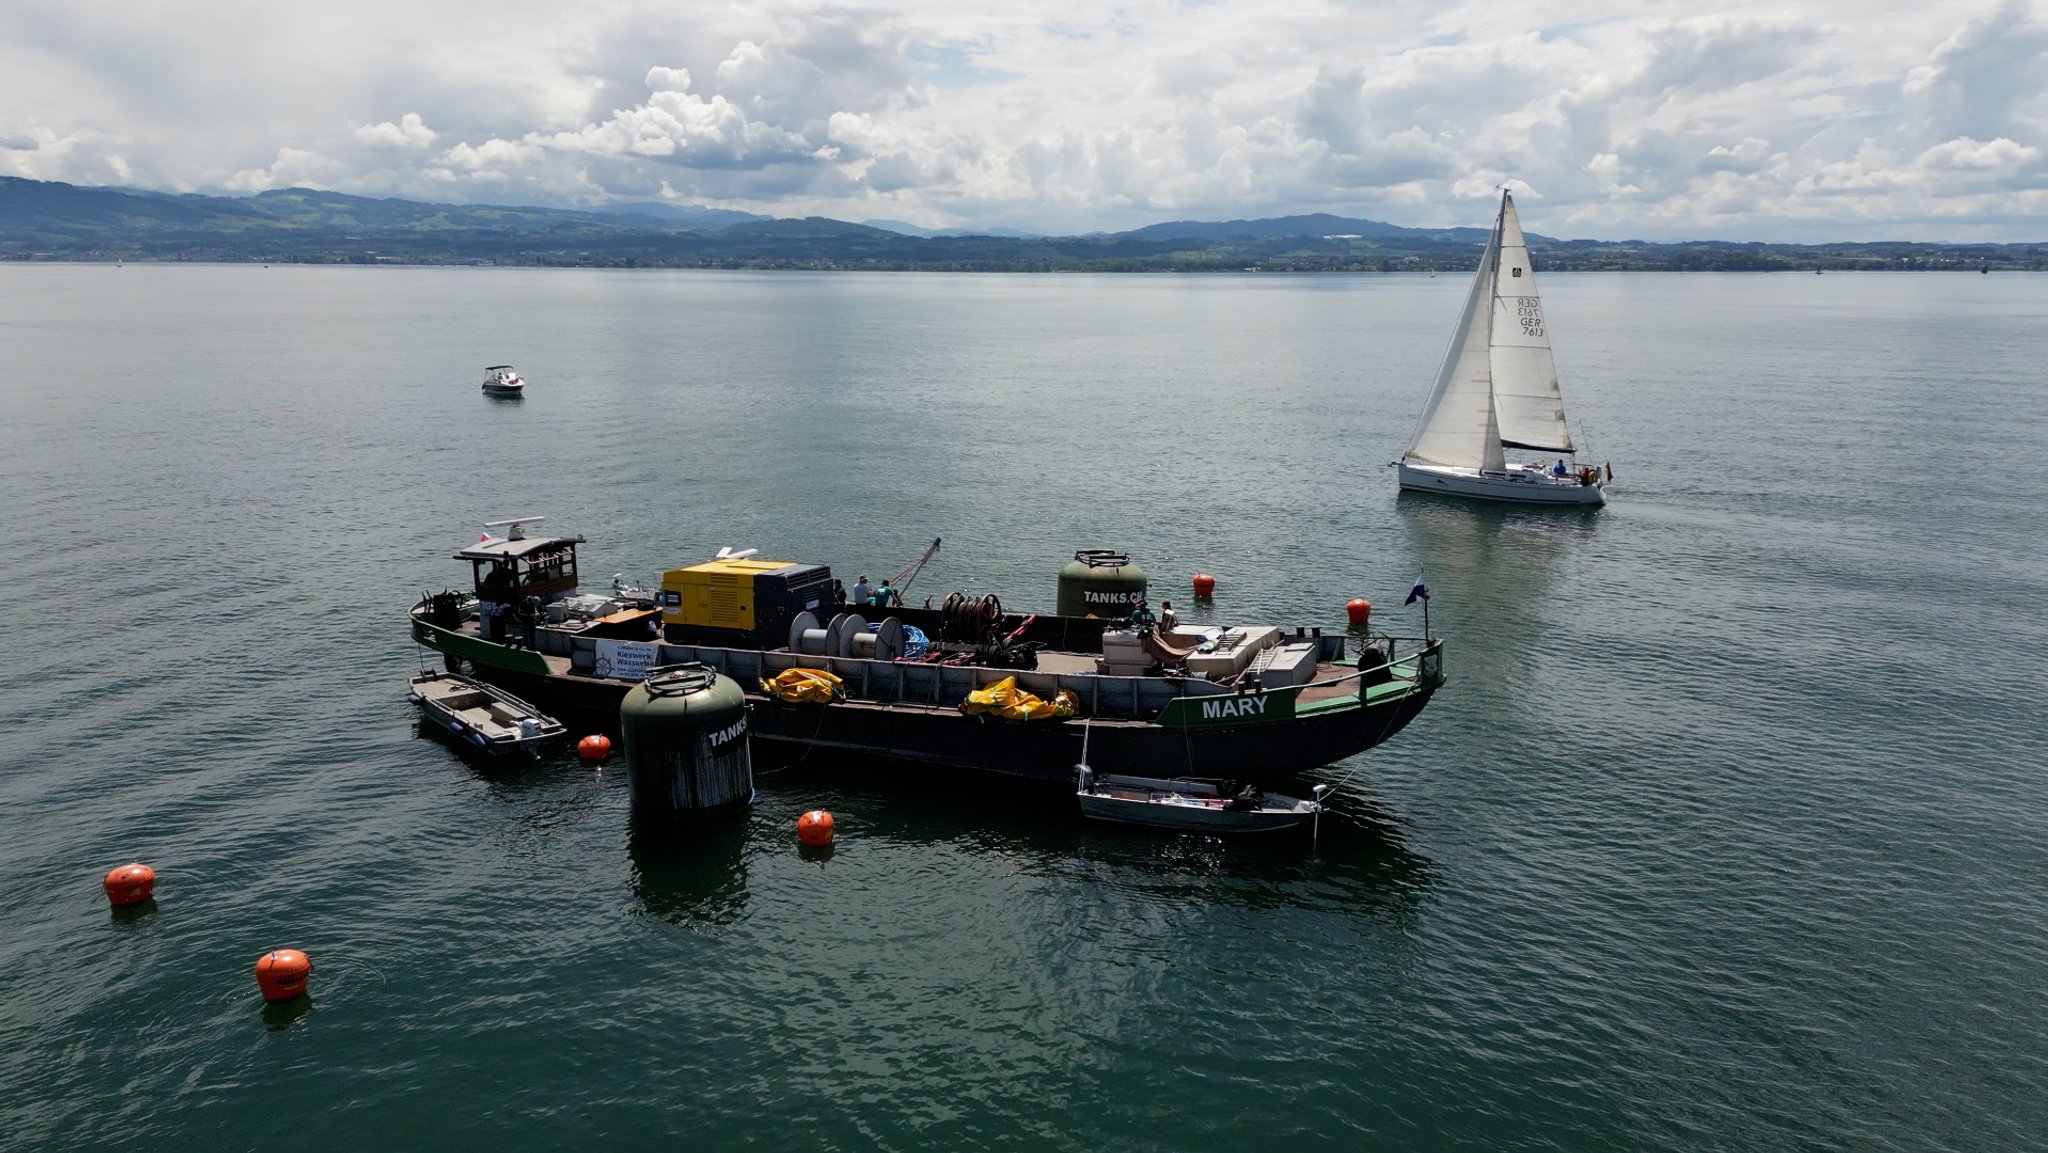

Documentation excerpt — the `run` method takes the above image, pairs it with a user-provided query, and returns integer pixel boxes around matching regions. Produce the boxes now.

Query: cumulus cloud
[354,113,438,148]
[222,146,344,192]
[540,65,817,166]
[0,0,2045,238]
[1916,135,2042,170]
[1902,0,2048,145]
[440,137,541,170]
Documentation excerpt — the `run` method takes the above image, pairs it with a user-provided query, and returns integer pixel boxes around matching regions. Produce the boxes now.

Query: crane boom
[890,537,942,596]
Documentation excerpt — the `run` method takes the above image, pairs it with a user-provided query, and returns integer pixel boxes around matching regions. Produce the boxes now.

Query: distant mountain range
[863,219,1043,239]
[588,201,772,229]
[1120,213,1496,243]
[2,177,2041,272]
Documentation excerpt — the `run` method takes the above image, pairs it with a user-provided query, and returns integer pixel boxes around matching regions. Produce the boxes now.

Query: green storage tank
[620,664,754,818]
[1056,550,1148,618]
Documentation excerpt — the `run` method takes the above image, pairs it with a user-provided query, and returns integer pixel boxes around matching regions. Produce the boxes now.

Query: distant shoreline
[3,257,2041,273]
[6,176,2042,273]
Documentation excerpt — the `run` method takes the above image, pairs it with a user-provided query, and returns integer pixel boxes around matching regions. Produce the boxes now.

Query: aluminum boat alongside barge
[408,670,566,755]
[407,523,1445,783]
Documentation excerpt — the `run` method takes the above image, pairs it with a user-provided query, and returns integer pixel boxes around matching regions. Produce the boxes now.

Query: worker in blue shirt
[852,575,873,605]
[1129,599,1157,630]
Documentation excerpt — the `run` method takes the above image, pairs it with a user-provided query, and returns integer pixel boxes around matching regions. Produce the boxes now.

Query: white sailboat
[1397,190,1607,505]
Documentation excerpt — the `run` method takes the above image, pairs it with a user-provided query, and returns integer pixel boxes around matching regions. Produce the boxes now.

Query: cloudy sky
[3,0,2044,240]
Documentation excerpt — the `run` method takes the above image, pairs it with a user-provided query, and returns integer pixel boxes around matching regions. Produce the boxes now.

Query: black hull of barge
[465,663,1435,785]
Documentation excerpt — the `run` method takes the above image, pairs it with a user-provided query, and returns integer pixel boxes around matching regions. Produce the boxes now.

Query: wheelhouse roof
[485,364,515,371]
[454,535,578,562]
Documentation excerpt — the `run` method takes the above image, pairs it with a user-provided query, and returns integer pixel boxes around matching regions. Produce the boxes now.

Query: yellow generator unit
[659,558,834,646]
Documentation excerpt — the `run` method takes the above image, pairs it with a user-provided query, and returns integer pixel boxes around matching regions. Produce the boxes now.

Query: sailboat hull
[1397,462,1606,506]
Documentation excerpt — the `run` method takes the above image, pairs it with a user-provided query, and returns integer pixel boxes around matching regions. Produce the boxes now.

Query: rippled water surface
[2,266,2045,1151]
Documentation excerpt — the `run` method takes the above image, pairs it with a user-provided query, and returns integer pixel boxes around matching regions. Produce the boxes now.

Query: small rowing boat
[1075,766,1328,834]
[409,670,565,755]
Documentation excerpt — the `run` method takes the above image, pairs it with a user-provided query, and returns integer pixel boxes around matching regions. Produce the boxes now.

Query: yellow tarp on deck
[960,676,1077,721]
[760,668,845,703]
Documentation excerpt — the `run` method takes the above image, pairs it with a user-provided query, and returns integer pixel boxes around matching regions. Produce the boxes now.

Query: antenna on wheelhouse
[483,516,546,541]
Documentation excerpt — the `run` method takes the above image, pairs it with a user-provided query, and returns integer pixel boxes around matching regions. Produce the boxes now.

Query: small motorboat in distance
[481,364,525,396]
[409,670,566,755]
[1075,765,1329,834]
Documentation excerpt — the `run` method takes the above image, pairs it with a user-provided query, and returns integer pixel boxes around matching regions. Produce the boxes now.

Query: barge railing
[412,602,1442,723]
[568,630,1441,721]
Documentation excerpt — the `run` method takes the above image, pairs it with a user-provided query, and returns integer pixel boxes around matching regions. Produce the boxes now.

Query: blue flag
[1405,581,1429,605]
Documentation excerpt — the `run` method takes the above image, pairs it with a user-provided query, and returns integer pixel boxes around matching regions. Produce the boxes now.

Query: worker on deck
[1129,599,1157,631]
[852,575,873,605]
[875,580,900,608]
[832,579,848,609]
[1159,600,1178,631]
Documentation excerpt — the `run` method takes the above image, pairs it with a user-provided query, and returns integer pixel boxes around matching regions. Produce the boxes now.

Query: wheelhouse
[456,534,583,606]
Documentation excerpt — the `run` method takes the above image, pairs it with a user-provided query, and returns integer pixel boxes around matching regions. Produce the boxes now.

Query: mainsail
[1403,214,1508,472]
[1487,193,1574,453]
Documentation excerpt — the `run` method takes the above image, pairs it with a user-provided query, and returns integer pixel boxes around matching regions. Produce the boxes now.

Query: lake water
[2,265,2044,1151]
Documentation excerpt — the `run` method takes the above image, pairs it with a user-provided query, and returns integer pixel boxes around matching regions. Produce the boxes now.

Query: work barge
[409,524,1445,784]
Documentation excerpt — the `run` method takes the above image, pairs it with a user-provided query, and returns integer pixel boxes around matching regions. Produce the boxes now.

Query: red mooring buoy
[254,949,312,1002]
[1346,598,1372,625]
[796,809,835,847]
[103,863,156,908]
[576,734,612,764]
[1192,573,1216,597]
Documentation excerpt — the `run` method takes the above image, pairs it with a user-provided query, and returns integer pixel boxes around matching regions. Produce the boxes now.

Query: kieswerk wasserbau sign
[594,639,662,681]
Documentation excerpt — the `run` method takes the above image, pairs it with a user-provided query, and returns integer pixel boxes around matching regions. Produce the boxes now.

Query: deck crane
[889,537,942,601]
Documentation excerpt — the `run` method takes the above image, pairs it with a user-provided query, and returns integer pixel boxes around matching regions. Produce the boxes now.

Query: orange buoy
[576,734,612,764]
[1346,598,1372,625]
[796,809,835,847]
[1192,573,1216,597]
[103,863,156,908]
[254,949,312,1003]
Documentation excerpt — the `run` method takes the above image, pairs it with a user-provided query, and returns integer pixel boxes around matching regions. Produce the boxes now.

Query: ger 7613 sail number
[1515,296,1545,338]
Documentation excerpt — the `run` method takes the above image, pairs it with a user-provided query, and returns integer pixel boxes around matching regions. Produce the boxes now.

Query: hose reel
[788,611,907,661]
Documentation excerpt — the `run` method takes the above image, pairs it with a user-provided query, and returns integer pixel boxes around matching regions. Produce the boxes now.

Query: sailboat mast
[1488,188,1578,457]
[1479,192,1508,474]
[1401,190,1510,475]
[1485,190,1504,378]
